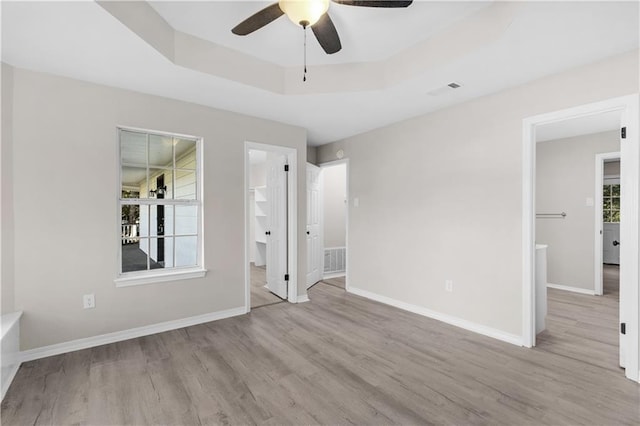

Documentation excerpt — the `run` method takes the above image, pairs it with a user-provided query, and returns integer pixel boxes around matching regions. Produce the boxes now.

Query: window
[603,183,620,223]
[117,128,204,285]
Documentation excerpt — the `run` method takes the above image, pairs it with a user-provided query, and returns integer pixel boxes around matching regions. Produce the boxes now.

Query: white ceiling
[2,1,638,146]
[149,1,492,66]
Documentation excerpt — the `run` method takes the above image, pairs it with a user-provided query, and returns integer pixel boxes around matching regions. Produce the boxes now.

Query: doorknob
[306,231,310,235]
[265,231,271,236]
[613,240,620,246]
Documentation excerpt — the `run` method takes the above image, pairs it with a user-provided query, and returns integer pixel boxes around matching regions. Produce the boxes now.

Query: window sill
[114,268,207,288]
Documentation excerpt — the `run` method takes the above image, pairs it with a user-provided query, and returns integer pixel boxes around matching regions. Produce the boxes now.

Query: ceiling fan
[232,0,413,55]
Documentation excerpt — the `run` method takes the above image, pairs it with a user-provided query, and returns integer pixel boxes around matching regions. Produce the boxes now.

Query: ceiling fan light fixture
[278,0,330,27]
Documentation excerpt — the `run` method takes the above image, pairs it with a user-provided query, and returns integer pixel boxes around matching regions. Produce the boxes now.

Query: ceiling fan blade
[232,3,284,35]
[311,13,342,54]
[331,0,412,7]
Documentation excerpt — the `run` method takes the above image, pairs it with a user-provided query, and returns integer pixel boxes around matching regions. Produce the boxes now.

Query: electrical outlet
[83,294,95,309]
[445,280,453,292]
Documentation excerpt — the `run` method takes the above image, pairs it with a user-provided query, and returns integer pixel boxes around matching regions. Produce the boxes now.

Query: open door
[603,223,620,265]
[306,163,323,288]
[265,152,288,299]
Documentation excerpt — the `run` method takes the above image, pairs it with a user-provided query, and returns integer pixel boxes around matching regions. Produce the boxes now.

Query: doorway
[311,159,349,292]
[596,152,621,297]
[522,94,639,382]
[244,142,298,311]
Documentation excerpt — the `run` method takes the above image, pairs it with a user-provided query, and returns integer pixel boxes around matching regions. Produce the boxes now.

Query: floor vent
[324,247,346,274]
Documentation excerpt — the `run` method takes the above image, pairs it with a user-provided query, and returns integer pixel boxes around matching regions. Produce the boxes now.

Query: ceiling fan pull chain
[303,24,307,82]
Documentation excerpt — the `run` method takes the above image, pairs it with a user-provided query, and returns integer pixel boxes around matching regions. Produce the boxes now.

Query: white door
[265,152,288,299]
[306,163,323,288]
[603,223,620,265]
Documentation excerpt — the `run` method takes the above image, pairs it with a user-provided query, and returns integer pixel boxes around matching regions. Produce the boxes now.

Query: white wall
[317,49,639,338]
[323,164,346,248]
[1,63,15,315]
[536,131,620,291]
[6,65,307,350]
[250,162,266,189]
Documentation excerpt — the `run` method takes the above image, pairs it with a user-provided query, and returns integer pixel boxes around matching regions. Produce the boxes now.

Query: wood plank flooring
[318,275,345,290]
[2,267,638,425]
[250,263,284,309]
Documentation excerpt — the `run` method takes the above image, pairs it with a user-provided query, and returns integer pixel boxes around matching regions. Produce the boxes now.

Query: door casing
[522,94,639,382]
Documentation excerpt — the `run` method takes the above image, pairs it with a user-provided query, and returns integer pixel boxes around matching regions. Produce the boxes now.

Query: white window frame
[115,126,206,287]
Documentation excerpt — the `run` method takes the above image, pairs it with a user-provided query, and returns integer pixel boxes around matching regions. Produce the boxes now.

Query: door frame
[595,151,621,295]
[521,94,639,382]
[318,158,350,291]
[244,142,299,312]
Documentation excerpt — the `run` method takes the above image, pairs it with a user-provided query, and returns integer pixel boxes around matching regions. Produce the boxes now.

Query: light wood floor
[317,275,345,290]
[250,263,284,309]
[2,267,638,425]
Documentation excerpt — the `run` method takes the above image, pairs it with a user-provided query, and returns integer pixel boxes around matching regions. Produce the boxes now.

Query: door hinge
[621,322,626,335]
[284,164,289,172]
[284,274,289,281]
[621,127,626,139]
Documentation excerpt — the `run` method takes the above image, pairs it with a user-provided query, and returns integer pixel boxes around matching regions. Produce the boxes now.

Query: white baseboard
[323,272,346,279]
[348,287,523,346]
[547,283,596,295]
[20,306,246,363]
[296,294,310,303]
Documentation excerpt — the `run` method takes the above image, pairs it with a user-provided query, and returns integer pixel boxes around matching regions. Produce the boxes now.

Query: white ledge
[1,311,23,340]
[115,268,207,287]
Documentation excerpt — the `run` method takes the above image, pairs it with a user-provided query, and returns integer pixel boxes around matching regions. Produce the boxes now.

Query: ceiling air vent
[427,82,462,96]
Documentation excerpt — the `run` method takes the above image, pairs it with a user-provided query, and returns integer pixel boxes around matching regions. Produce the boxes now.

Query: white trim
[522,94,639,383]
[348,286,523,346]
[1,311,22,340]
[318,158,350,292]
[296,294,310,303]
[20,307,245,363]
[1,311,22,401]
[522,114,536,348]
[1,364,20,401]
[322,272,346,280]
[244,142,299,312]
[547,283,597,296]
[116,126,205,285]
[114,268,207,287]
[595,151,621,296]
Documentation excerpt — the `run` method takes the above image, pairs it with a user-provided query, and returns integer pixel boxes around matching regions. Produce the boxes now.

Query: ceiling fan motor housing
[278,0,330,27]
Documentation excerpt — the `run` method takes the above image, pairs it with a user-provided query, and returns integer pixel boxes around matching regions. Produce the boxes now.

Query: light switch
[586,197,594,207]
[353,197,359,207]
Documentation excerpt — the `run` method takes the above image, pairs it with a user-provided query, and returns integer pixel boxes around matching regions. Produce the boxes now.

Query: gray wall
[1,63,15,315]
[306,146,318,165]
[6,66,307,350]
[536,131,620,291]
[317,49,638,337]
[323,164,346,248]
[605,160,621,176]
